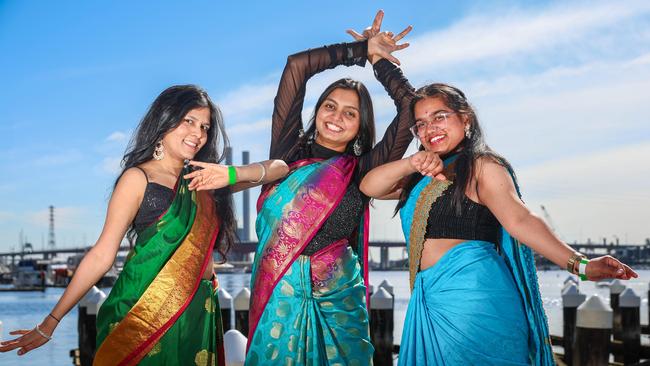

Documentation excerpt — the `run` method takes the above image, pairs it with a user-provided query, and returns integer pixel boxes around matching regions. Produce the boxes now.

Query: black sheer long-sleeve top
[269,41,416,255]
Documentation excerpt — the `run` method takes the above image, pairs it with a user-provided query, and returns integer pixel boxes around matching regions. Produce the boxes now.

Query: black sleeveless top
[132,167,174,233]
[424,182,501,244]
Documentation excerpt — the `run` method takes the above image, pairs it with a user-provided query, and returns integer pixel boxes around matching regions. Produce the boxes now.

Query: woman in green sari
[0,85,288,365]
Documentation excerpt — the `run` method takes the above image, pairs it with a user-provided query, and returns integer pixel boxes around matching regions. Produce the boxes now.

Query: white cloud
[106,131,128,142]
[228,119,271,135]
[0,211,15,221]
[400,0,650,75]
[218,82,277,122]
[33,149,83,166]
[101,156,122,175]
[518,141,650,243]
[27,206,87,229]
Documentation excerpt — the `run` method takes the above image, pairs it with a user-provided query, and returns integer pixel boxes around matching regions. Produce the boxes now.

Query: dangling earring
[464,124,472,139]
[153,141,165,160]
[308,129,318,145]
[352,137,362,156]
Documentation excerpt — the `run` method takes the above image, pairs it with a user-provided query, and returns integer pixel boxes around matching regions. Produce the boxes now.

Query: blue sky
[1,0,649,253]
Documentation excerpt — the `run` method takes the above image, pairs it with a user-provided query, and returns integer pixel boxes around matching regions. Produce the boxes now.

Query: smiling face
[314,87,361,152]
[414,96,468,155]
[160,107,211,161]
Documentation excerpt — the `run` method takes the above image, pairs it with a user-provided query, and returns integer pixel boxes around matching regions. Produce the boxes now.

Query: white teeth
[429,135,445,144]
[184,140,198,148]
[325,122,343,132]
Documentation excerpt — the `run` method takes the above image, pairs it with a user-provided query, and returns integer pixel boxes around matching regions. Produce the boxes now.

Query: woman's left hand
[585,255,638,281]
[347,10,412,65]
[183,161,231,191]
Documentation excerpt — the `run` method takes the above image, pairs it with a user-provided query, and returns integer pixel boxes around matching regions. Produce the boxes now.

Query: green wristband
[228,166,237,185]
[578,258,589,281]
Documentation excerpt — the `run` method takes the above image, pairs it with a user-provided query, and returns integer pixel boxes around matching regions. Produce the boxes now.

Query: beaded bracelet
[34,325,52,341]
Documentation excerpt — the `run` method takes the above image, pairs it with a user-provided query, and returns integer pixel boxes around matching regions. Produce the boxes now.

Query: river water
[1,270,648,365]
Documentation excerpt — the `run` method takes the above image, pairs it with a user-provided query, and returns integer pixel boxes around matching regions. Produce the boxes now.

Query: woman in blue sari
[360,77,638,364]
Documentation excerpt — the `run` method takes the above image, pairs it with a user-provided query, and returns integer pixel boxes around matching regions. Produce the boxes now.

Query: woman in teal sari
[360,77,638,365]
[246,14,414,365]
[0,85,288,365]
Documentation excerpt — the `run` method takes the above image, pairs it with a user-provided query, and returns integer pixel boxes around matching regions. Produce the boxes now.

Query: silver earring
[153,141,165,160]
[464,124,472,139]
[308,129,318,145]
[352,137,362,156]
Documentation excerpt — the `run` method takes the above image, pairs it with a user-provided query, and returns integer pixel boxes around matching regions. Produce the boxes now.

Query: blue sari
[398,157,555,365]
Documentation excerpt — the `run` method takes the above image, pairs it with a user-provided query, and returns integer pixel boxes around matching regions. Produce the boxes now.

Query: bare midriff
[419,238,467,271]
[202,262,214,280]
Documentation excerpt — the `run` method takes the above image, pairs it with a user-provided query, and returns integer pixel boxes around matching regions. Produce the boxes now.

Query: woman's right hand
[347,10,412,65]
[0,315,58,355]
[409,151,445,180]
[184,161,231,191]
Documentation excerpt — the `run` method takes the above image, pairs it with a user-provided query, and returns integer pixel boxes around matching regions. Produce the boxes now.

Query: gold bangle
[566,252,586,274]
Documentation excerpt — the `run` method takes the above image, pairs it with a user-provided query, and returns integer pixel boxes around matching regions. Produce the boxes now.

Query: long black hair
[116,85,236,260]
[395,83,514,215]
[283,78,376,164]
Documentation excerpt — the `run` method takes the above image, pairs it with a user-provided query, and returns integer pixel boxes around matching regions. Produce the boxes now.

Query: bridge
[1,240,648,271]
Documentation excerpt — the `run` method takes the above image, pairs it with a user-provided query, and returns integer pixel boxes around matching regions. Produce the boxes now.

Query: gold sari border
[94,189,219,366]
[408,179,452,291]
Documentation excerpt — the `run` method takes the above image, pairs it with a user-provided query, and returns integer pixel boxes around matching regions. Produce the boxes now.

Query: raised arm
[0,168,145,355]
[477,158,638,281]
[347,13,417,175]
[269,41,368,159]
[359,56,416,175]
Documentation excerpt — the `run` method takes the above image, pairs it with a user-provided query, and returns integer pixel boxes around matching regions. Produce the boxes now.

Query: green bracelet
[227,166,237,185]
[578,258,589,281]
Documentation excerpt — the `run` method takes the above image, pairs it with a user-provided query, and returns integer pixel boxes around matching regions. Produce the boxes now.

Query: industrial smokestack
[241,151,250,241]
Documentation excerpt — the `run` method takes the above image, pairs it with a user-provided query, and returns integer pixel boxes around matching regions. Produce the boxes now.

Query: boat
[12,259,46,290]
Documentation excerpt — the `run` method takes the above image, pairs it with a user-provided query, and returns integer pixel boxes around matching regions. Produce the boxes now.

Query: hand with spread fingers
[347,9,412,65]
[585,255,638,281]
[183,160,231,191]
[409,151,446,180]
[0,316,57,356]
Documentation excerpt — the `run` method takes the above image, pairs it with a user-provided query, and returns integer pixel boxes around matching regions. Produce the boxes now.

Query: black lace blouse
[269,41,416,255]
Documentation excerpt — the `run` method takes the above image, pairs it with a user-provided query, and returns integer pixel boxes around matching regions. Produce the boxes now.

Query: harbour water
[1,269,648,365]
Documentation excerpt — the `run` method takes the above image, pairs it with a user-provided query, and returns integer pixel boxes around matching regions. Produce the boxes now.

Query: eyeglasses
[409,111,458,137]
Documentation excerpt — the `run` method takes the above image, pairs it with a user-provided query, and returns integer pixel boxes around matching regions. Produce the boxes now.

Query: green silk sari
[94,171,224,366]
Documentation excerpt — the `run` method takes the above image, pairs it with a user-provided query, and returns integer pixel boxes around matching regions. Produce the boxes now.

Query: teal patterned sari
[245,155,373,365]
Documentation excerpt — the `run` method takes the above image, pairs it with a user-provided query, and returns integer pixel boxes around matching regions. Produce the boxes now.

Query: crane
[540,205,563,239]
